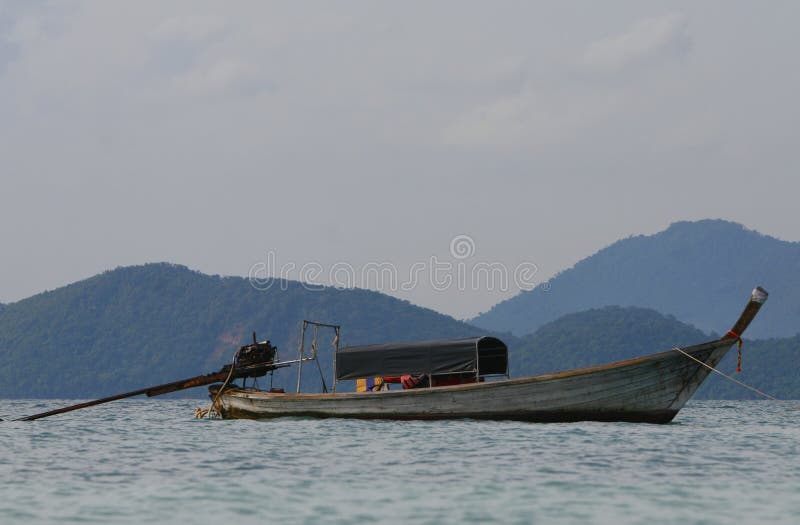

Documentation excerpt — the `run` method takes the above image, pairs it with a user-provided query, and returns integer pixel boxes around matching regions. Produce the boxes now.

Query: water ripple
[0,400,798,524]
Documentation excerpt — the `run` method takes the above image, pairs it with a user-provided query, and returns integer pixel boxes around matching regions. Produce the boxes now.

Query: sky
[1,1,798,319]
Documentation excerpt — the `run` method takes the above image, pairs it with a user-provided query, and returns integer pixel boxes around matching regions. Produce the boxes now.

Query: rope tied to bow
[727,330,743,373]
[673,346,800,412]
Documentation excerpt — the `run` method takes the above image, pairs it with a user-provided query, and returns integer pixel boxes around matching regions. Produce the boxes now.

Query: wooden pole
[16,370,230,421]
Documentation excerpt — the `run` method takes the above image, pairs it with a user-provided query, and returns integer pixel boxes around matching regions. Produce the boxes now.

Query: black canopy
[335,336,508,381]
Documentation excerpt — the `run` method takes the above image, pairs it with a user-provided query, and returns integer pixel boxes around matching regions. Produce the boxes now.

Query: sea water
[0,400,797,524]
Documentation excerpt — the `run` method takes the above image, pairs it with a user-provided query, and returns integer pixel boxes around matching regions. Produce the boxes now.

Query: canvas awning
[335,336,508,381]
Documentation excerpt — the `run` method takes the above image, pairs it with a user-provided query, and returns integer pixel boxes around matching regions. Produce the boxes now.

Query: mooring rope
[196,348,241,419]
[673,347,800,412]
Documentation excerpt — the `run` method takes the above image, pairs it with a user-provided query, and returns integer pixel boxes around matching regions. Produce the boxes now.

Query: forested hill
[509,306,800,399]
[510,306,709,377]
[472,220,800,338]
[1,263,796,400]
[0,263,481,398]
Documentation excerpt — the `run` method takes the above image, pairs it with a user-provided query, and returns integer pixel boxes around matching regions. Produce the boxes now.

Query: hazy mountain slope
[696,335,800,399]
[472,220,799,338]
[0,263,482,398]
[509,306,800,399]
[1,264,794,401]
[509,306,709,376]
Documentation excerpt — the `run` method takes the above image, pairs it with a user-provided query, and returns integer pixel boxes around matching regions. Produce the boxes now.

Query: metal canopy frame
[295,320,341,394]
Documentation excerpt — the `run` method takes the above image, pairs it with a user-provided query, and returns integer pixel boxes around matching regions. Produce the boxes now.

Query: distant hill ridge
[510,305,800,399]
[472,220,800,338]
[510,305,710,377]
[0,263,481,398]
[0,262,798,400]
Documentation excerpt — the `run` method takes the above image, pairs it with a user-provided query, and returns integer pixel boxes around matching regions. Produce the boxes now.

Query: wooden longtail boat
[210,287,768,424]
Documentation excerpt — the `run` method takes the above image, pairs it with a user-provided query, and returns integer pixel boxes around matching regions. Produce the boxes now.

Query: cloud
[0,2,798,319]
[168,57,267,97]
[147,15,267,98]
[442,89,620,149]
[581,13,690,73]
[0,36,19,77]
[442,13,694,149]
[150,14,227,44]
[0,1,67,76]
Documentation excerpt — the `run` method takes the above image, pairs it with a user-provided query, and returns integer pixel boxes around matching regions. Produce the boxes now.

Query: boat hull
[212,340,733,424]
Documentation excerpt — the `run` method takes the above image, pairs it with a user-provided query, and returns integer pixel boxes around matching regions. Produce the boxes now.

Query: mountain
[509,306,800,399]
[0,263,482,398]
[472,220,800,338]
[509,306,709,376]
[1,262,796,401]
[697,335,800,399]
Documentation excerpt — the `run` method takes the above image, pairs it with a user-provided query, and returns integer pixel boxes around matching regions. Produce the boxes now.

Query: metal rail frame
[296,320,341,394]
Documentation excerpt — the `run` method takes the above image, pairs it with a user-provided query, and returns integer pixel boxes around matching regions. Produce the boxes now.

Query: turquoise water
[1,400,798,524]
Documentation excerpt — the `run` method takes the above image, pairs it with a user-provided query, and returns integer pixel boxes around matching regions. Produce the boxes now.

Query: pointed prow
[722,286,768,341]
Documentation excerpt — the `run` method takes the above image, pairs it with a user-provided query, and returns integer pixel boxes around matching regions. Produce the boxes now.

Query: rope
[673,347,800,412]
[196,348,241,419]
[312,325,318,359]
[726,330,744,372]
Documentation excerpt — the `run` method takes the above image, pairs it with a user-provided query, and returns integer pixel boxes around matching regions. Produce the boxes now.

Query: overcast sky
[1,1,798,318]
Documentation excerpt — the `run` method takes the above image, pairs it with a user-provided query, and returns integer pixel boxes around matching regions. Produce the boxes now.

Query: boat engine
[230,333,282,379]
